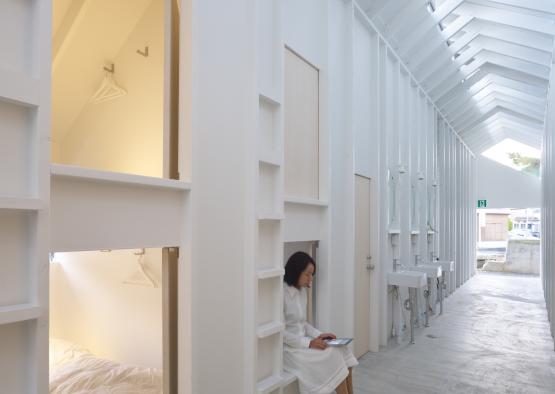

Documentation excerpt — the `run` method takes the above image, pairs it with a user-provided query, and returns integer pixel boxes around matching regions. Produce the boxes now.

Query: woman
[283,251,358,394]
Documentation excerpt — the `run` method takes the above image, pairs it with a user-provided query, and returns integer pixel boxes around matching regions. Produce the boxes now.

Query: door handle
[366,264,375,271]
[366,255,372,260]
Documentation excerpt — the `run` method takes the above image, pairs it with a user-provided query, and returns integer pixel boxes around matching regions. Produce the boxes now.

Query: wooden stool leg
[346,368,354,394]
[336,379,349,394]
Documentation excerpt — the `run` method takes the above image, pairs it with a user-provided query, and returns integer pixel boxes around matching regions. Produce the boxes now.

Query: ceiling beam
[430,53,549,101]
[448,90,545,121]
[457,106,544,133]
[442,77,547,114]
[472,0,555,15]
[451,97,545,128]
[437,66,548,107]
[426,47,550,94]
[456,2,555,36]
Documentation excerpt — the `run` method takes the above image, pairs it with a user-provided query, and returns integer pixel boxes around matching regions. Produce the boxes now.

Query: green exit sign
[477,200,487,208]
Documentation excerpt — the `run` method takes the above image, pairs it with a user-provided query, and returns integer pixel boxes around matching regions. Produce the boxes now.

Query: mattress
[49,338,163,394]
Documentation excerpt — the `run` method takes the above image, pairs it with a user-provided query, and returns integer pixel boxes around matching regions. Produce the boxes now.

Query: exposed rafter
[362,0,555,153]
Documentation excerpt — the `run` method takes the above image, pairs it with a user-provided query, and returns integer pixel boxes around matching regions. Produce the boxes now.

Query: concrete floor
[353,272,555,394]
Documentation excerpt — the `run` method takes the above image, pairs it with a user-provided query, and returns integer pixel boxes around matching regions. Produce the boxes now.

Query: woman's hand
[309,338,328,350]
[318,333,337,340]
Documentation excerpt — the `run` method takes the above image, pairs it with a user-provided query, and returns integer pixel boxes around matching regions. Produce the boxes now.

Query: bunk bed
[49,338,163,393]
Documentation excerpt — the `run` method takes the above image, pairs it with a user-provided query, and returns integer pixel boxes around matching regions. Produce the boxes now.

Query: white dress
[283,284,358,394]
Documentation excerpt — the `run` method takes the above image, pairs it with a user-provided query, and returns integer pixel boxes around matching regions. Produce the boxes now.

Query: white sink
[388,271,427,288]
[434,260,454,272]
[411,264,442,279]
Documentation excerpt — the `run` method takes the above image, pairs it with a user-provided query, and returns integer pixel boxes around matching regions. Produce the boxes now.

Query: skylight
[482,138,541,176]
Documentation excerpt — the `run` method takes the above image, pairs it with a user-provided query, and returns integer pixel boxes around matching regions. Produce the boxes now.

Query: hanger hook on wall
[103,63,115,73]
[134,248,146,256]
[137,46,149,57]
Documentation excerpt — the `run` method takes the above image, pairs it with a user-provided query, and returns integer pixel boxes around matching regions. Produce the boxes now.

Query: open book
[324,338,353,346]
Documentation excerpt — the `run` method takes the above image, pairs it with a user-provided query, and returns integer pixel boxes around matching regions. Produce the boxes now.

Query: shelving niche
[0,320,36,393]
[0,210,36,307]
[0,101,37,198]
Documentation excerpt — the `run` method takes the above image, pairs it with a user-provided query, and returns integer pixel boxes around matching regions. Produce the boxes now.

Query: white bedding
[49,339,163,394]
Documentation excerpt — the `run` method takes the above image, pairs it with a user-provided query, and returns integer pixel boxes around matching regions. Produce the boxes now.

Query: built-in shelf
[258,212,285,221]
[411,230,420,235]
[427,230,435,235]
[259,92,281,106]
[257,321,284,338]
[0,68,40,106]
[257,374,283,394]
[281,371,297,386]
[257,268,285,279]
[284,196,328,207]
[0,197,42,210]
[51,164,191,191]
[0,304,42,325]
[259,156,281,167]
[388,228,401,234]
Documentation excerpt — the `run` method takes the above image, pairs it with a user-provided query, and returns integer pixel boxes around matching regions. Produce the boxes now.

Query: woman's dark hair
[284,251,316,286]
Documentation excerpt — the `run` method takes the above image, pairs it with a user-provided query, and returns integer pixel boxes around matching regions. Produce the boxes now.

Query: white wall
[477,155,540,208]
[50,248,163,368]
[55,0,164,177]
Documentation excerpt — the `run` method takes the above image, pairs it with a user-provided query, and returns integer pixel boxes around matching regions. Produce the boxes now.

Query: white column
[190,0,257,393]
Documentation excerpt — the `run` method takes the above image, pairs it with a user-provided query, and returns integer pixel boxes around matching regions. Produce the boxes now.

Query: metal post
[409,288,417,344]
[424,278,431,327]
[439,277,445,315]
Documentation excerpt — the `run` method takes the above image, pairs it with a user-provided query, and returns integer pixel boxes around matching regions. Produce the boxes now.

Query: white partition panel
[51,166,188,252]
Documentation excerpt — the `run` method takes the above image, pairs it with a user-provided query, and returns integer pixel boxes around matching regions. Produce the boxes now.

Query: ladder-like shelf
[258,212,285,221]
[284,196,329,207]
[257,321,285,339]
[257,374,283,394]
[257,267,284,280]
[0,68,40,107]
[0,197,43,210]
[0,304,42,325]
[255,0,286,391]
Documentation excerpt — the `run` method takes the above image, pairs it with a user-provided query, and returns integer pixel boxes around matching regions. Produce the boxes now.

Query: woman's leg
[335,379,349,394]
[346,368,353,394]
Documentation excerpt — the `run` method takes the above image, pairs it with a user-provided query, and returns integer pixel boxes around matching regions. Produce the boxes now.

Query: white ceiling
[358,0,555,153]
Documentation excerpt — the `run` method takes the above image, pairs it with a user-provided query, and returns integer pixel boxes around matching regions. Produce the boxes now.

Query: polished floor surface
[353,272,555,394]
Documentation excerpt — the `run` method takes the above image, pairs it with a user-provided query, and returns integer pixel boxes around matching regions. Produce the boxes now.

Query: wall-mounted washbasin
[387,271,427,288]
[410,265,442,325]
[411,264,442,279]
[388,270,427,344]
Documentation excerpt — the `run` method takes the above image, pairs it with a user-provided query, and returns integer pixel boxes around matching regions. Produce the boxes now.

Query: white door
[354,175,372,358]
[284,48,319,199]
